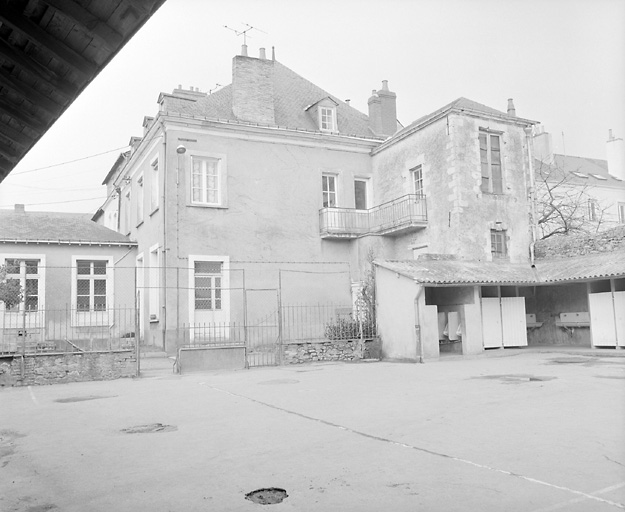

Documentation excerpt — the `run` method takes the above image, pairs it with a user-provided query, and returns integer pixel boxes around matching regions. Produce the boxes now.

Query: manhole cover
[55,395,116,403]
[257,379,299,385]
[245,488,288,505]
[120,423,177,434]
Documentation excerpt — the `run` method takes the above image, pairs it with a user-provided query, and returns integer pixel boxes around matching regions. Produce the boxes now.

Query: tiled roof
[0,210,135,246]
[536,155,624,188]
[397,97,536,136]
[376,251,625,285]
[160,60,378,139]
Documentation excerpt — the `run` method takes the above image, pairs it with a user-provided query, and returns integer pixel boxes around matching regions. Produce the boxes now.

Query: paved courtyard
[1,349,624,511]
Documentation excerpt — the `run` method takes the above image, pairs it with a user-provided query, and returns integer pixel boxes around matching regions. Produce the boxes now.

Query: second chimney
[232,54,276,125]
[368,81,397,138]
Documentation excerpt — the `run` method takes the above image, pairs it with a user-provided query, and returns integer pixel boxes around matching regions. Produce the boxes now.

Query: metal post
[135,284,141,378]
[277,270,283,365]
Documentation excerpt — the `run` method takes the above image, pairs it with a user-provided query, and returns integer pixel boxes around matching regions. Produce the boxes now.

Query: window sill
[188,203,228,210]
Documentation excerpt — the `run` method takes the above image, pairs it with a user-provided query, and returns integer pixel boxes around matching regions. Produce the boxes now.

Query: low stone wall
[535,226,625,259]
[0,350,137,387]
[283,338,380,365]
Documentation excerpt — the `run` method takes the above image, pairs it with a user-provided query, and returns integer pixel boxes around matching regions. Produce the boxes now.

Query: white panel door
[614,291,625,348]
[501,297,528,347]
[482,298,503,348]
[589,292,617,347]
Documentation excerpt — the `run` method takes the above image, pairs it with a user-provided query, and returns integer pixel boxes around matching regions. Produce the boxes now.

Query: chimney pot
[241,44,248,57]
[608,129,614,140]
[15,204,25,213]
[507,98,516,117]
[272,46,275,61]
[345,99,350,106]
[382,80,389,91]
[259,47,266,59]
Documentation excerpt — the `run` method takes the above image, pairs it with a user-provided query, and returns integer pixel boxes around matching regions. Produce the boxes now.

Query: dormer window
[305,97,339,133]
[320,107,336,132]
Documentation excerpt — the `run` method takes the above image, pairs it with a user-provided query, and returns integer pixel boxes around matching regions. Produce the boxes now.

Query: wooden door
[501,297,528,347]
[589,292,617,347]
[482,298,503,348]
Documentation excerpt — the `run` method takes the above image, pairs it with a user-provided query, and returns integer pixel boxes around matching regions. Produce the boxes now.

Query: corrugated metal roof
[376,251,625,285]
[0,209,135,245]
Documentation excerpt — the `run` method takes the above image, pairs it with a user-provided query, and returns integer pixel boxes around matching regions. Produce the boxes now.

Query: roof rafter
[0,72,62,115]
[0,121,33,148]
[0,95,47,133]
[0,4,98,80]
[41,0,124,52]
[0,37,77,99]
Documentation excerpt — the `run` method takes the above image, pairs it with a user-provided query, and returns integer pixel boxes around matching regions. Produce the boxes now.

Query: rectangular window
[4,259,40,312]
[588,199,599,221]
[490,230,507,259]
[354,180,368,210]
[480,132,503,194]
[150,157,159,211]
[136,175,144,225]
[75,260,107,312]
[124,190,131,234]
[194,261,222,311]
[322,174,337,208]
[191,156,220,205]
[149,246,159,321]
[619,202,625,224]
[320,107,336,131]
[410,165,423,196]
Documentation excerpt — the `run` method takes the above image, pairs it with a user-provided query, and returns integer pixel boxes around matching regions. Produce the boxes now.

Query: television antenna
[223,23,267,46]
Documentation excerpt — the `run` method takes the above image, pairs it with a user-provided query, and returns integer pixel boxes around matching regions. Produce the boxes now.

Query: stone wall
[283,338,380,365]
[0,350,137,387]
[535,226,625,258]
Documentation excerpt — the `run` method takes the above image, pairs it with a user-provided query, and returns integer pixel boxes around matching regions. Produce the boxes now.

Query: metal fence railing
[0,306,137,354]
[319,194,427,237]
[178,303,377,367]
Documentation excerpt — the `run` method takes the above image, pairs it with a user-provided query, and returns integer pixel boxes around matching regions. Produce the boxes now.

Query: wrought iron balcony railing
[319,194,427,238]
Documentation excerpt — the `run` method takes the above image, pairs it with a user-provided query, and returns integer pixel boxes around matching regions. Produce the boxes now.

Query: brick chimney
[606,129,625,180]
[232,54,275,125]
[507,98,516,116]
[368,80,397,137]
[532,126,554,165]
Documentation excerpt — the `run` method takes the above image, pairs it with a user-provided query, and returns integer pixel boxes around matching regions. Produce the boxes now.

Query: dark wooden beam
[0,140,20,163]
[0,38,76,100]
[41,0,124,52]
[0,4,98,79]
[0,96,47,133]
[0,72,62,115]
[0,121,33,148]
[0,159,13,179]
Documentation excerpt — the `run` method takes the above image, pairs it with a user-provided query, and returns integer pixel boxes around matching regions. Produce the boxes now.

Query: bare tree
[535,161,611,240]
[0,265,22,309]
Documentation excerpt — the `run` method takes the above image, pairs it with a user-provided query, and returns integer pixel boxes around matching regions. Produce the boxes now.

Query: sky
[0,0,623,213]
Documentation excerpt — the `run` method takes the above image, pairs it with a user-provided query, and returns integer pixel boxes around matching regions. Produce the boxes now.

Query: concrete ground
[1,348,624,512]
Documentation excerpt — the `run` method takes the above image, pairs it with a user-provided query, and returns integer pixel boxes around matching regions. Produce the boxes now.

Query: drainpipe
[161,120,168,351]
[525,126,538,266]
[414,283,425,363]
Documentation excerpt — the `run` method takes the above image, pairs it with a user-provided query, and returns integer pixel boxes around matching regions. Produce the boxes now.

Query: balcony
[319,194,427,239]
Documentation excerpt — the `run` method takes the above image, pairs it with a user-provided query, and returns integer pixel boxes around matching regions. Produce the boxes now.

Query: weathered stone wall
[283,338,380,364]
[0,351,137,387]
[535,226,625,258]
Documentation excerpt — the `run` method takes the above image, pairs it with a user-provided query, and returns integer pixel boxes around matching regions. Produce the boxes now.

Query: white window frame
[410,165,423,196]
[190,155,222,207]
[148,244,160,322]
[71,256,113,327]
[490,230,507,259]
[319,106,337,132]
[136,174,144,226]
[0,254,46,329]
[150,156,159,213]
[322,174,338,208]
[588,198,599,221]
[354,178,370,210]
[479,130,504,195]
[187,255,230,325]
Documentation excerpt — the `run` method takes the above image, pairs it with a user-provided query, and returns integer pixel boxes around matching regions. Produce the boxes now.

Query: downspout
[414,282,425,363]
[161,120,168,351]
[525,126,538,266]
